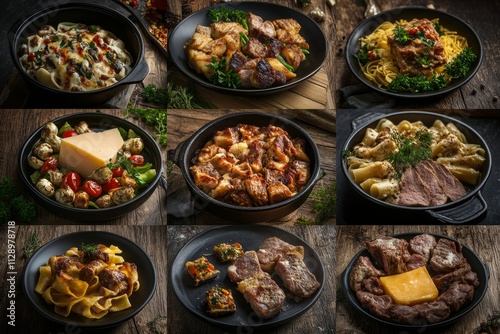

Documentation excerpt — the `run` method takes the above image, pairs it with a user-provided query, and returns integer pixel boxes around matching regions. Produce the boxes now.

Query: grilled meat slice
[356,291,394,320]
[414,161,448,206]
[237,272,286,319]
[274,251,321,298]
[349,255,386,292]
[437,282,474,312]
[243,174,269,206]
[227,250,263,283]
[426,161,467,201]
[429,238,466,274]
[267,182,293,204]
[398,166,432,206]
[409,233,436,262]
[257,236,304,272]
[246,12,276,41]
[366,236,411,275]
[272,18,309,49]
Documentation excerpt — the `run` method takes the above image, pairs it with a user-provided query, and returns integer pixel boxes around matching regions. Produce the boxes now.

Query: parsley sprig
[387,129,433,178]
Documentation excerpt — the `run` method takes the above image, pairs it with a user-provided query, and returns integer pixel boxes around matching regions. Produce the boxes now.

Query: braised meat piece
[274,251,321,298]
[82,245,110,264]
[366,236,411,275]
[388,18,446,76]
[190,162,221,194]
[426,161,467,201]
[398,166,431,206]
[414,162,448,206]
[267,182,293,204]
[227,250,263,283]
[243,38,267,58]
[98,267,129,295]
[405,253,428,271]
[432,262,479,292]
[409,233,436,262]
[437,282,474,312]
[237,272,286,319]
[244,174,269,206]
[272,18,309,49]
[257,236,304,272]
[413,301,451,324]
[356,291,394,320]
[246,12,276,41]
[429,238,466,274]
[79,260,107,282]
[349,256,385,292]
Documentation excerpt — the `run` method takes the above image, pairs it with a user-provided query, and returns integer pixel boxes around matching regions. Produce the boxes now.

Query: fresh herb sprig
[124,107,167,146]
[445,47,478,78]
[387,73,447,93]
[355,44,370,65]
[208,7,248,30]
[394,25,411,44]
[166,81,213,109]
[207,56,240,89]
[80,243,98,255]
[23,233,41,258]
[147,315,167,334]
[0,176,36,224]
[296,179,336,225]
[387,129,433,178]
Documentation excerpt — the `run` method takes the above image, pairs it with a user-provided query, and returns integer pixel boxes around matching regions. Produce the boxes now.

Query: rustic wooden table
[166,108,336,225]
[167,224,336,334]
[0,224,167,334]
[336,225,500,334]
[0,109,167,225]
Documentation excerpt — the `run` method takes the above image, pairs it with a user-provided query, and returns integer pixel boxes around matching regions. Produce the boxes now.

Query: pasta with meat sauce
[190,124,311,207]
[344,118,486,206]
[34,244,139,319]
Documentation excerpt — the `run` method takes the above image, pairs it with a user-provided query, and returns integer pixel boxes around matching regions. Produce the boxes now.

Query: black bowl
[23,230,157,329]
[168,1,327,95]
[169,112,322,223]
[341,232,490,331]
[19,112,163,222]
[345,6,483,99]
[171,225,325,330]
[340,111,491,223]
[8,2,149,106]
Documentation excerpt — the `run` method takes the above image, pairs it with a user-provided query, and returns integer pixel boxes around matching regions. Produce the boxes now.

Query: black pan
[340,111,491,224]
[19,112,164,222]
[8,2,149,107]
[171,225,324,330]
[168,112,322,223]
[345,6,483,99]
[341,232,490,331]
[168,1,327,95]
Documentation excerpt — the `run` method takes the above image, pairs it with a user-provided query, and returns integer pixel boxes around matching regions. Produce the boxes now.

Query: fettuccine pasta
[35,244,139,319]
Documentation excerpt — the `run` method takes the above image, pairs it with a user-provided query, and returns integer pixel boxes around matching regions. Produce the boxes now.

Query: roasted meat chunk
[366,236,411,275]
[257,236,304,272]
[227,250,263,283]
[237,272,286,319]
[274,251,321,298]
[429,238,466,274]
[349,256,386,292]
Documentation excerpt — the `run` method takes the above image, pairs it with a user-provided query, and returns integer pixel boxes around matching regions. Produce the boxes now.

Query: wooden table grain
[336,225,500,334]
[166,108,336,225]
[0,109,167,225]
[167,224,336,334]
[0,224,167,334]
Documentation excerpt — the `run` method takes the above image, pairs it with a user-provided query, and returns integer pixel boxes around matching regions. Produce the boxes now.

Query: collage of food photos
[0,0,499,333]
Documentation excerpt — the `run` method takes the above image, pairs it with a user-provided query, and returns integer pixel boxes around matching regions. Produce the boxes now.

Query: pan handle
[167,140,186,167]
[351,112,385,131]
[426,191,487,224]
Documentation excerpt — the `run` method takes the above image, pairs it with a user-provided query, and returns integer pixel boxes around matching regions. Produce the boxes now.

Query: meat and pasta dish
[355,18,477,93]
[34,244,139,319]
[184,9,310,89]
[344,117,486,207]
[19,23,133,91]
[349,234,479,325]
[190,124,311,207]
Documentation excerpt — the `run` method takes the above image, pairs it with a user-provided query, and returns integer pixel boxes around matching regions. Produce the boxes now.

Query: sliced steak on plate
[227,250,263,283]
[237,272,286,319]
[429,238,466,274]
[274,251,321,298]
[256,236,304,272]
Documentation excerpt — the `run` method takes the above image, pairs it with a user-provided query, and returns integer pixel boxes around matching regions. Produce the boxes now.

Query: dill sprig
[80,243,98,255]
[387,129,432,178]
[124,108,167,146]
[167,81,213,109]
[296,179,336,225]
[147,315,167,334]
[23,233,41,258]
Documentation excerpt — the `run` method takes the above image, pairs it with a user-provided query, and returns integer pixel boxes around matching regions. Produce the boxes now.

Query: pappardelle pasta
[19,23,133,91]
[35,243,139,319]
[344,117,486,206]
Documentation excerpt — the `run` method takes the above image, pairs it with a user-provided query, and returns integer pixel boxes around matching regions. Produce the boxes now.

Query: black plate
[168,2,327,95]
[171,226,325,330]
[22,231,157,329]
[345,6,483,99]
[18,112,163,222]
[341,232,489,331]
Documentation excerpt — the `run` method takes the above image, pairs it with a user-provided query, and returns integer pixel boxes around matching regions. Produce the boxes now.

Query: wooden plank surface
[0,109,167,225]
[167,224,336,333]
[166,108,336,225]
[0,224,167,334]
[336,225,500,334]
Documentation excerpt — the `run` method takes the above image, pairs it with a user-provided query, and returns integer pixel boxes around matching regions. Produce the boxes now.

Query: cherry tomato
[62,172,81,192]
[409,27,419,35]
[129,155,145,166]
[111,167,124,177]
[84,180,102,197]
[102,178,120,193]
[41,156,58,173]
[62,129,78,138]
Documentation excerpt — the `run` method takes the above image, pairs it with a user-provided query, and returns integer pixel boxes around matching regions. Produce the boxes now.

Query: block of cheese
[58,128,124,178]
[379,266,439,305]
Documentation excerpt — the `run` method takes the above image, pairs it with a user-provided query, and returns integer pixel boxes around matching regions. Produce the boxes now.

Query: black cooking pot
[8,2,149,107]
[169,112,322,223]
[341,111,492,224]
[341,232,490,331]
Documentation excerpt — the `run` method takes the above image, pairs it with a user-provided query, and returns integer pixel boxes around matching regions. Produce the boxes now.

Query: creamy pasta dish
[344,117,486,207]
[19,23,133,91]
[35,244,139,319]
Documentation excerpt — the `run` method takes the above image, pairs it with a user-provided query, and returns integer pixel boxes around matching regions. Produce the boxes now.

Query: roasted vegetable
[185,256,220,286]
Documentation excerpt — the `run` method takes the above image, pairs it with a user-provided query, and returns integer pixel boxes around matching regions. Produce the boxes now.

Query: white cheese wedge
[59,128,124,178]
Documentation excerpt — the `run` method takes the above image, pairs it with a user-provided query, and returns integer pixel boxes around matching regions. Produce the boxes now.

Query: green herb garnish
[80,243,98,255]
[147,315,167,334]
[394,25,411,44]
[208,7,248,30]
[123,106,166,146]
[296,177,336,225]
[23,233,41,258]
[355,43,370,65]
[387,129,433,178]
[207,56,240,89]
[444,47,478,78]
[387,73,447,93]
[0,176,36,223]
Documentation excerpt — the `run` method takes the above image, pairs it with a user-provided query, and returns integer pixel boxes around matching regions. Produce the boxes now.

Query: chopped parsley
[387,129,433,178]
[394,25,411,44]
